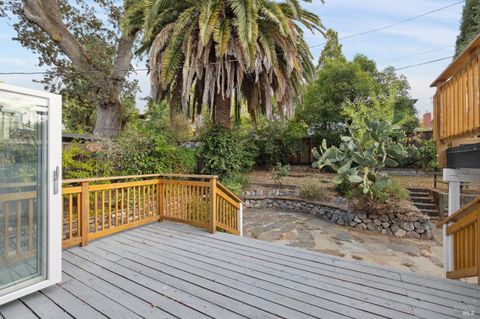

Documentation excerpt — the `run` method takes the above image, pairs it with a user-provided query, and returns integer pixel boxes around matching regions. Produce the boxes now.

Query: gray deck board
[157,223,480,299]
[125,225,468,319]
[21,291,72,319]
[0,221,479,319]
[112,230,411,319]
[158,223,480,296]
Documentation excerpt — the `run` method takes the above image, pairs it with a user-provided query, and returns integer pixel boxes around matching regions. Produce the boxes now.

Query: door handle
[53,166,60,194]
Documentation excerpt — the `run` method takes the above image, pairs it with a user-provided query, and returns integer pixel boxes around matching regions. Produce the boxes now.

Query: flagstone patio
[243,208,445,277]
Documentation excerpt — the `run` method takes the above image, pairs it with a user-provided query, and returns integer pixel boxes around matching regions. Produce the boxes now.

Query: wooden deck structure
[431,35,480,168]
[1,221,479,319]
[439,196,480,282]
[431,34,480,283]
[1,174,242,260]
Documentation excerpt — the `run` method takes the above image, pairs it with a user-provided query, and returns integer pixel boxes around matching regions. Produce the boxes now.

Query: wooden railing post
[80,181,89,247]
[209,177,217,234]
[477,214,480,284]
[158,180,164,221]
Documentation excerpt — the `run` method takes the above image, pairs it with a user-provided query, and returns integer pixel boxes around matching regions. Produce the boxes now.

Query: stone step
[413,202,438,210]
[408,187,431,192]
[409,192,431,198]
[409,196,435,203]
[420,208,441,217]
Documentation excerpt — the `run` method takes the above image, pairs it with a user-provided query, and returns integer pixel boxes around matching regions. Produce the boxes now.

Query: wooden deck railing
[431,35,480,167]
[433,54,480,142]
[438,196,480,283]
[1,174,243,257]
[0,187,37,266]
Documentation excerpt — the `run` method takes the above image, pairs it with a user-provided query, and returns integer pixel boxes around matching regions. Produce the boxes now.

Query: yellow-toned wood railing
[61,174,242,248]
[216,182,241,235]
[438,196,480,283]
[0,187,37,265]
[1,174,243,252]
[433,51,480,142]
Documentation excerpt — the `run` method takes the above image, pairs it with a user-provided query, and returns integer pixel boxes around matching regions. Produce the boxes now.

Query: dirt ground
[247,166,480,194]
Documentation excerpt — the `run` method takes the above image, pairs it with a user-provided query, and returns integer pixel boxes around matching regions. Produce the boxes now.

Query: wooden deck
[1,222,479,319]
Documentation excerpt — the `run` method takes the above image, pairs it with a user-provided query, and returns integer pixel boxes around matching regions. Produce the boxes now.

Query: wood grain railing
[433,50,480,142]
[1,174,243,257]
[438,196,480,283]
[0,188,37,266]
[432,39,480,167]
[216,182,241,235]
[61,174,242,248]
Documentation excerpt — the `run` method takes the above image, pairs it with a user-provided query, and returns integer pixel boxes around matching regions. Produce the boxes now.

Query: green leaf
[348,175,363,183]
[332,175,344,185]
[322,139,327,150]
[375,178,389,189]
[384,158,398,167]
[337,160,352,174]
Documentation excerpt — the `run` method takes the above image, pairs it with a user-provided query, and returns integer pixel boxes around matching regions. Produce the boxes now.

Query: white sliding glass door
[0,83,62,305]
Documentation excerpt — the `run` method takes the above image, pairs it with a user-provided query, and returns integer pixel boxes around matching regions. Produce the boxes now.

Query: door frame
[0,83,62,305]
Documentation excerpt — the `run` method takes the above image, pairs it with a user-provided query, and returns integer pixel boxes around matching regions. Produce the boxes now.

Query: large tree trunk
[94,101,122,137]
[23,0,138,138]
[213,93,232,128]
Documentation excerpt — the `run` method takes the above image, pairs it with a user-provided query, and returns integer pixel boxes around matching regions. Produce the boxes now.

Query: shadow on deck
[1,222,479,319]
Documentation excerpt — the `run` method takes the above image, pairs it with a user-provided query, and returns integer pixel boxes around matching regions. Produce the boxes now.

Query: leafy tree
[298,51,418,144]
[1,0,140,137]
[296,59,375,145]
[318,29,345,67]
[124,0,324,128]
[252,118,307,166]
[455,0,480,57]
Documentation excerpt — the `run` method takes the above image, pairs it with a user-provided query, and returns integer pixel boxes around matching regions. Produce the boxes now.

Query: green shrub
[396,136,437,170]
[62,129,196,179]
[252,119,307,166]
[95,128,196,175]
[271,162,290,185]
[62,143,98,179]
[414,139,437,170]
[313,120,408,201]
[300,179,327,201]
[346,179,408,202]
[222,174,250,196]
[198,126,257,179]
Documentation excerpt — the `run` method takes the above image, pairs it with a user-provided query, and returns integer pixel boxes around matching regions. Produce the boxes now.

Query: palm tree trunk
[213,92,232,128]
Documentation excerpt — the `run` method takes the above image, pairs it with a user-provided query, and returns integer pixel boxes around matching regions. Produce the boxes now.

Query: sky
[0,0,464,117]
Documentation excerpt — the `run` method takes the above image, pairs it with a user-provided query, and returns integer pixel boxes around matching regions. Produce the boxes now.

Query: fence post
[80,181,89,247]
[238,203,243,237]
[477,214,480,284]
[158,180,164,221]
[209,177,217,234]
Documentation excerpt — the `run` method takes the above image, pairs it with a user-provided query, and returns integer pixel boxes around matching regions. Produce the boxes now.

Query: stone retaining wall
[244,196,434,240]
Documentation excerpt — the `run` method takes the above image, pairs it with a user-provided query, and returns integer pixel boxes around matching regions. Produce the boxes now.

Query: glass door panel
[0,84,61,304]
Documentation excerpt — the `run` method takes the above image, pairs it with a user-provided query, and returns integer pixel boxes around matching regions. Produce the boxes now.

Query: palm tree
[124,0,323,127]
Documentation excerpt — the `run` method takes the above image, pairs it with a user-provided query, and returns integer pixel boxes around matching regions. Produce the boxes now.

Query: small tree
[318,29,345,68]
[313,120,408,199]
[271,162,290,186]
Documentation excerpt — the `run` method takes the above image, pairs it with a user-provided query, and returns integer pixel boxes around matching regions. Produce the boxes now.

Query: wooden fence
[432,36,480,167]
[438,196,480,283]
[1,174,242,259]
